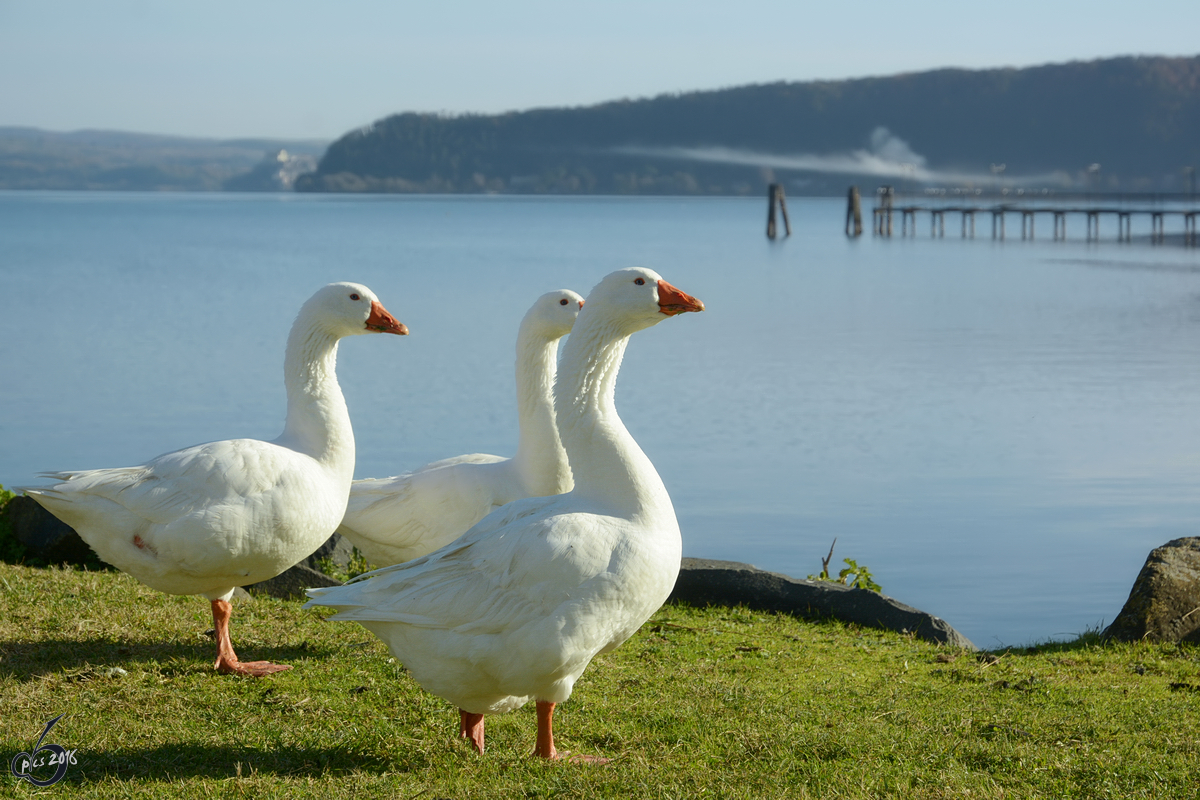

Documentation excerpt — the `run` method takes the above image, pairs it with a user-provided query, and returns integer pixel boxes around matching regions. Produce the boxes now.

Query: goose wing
[309,493,623,635]
[337,453,514,565]
[27,438,331,578]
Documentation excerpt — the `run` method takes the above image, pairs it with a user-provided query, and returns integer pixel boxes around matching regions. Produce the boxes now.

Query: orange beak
[657,279,705,316]
[579,299,585,308]
[366,300,409,335]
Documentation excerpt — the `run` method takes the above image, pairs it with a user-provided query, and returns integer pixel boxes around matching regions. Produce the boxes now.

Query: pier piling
[766,183,791,240]
[1118,212,1132,243]
[873,186,894,236]
[845,186,863,237]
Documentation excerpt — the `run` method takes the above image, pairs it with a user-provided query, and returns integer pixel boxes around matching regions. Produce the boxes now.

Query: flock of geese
[22,267,705,761]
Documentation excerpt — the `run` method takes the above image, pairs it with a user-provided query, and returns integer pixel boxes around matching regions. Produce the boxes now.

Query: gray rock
[2,495,98,565]
[244,563,341,601]
[668,557,976,649]
[1103,537,1200,644]
[302,532,355,572]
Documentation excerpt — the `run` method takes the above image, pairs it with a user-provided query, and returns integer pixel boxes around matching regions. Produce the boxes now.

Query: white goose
[337,289,584,566]
[22,282,407,677]
[306,267,704,759]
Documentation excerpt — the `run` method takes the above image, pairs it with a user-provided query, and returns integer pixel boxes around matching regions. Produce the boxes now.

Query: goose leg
[533,700,558,758]
[459,709,486,753]
[210,599,291,677]
[534,701,610,763]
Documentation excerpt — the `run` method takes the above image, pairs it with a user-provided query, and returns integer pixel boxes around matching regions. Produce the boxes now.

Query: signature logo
[10,714,76,787]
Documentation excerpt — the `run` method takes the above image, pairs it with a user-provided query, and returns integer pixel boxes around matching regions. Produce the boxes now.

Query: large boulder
[1103,537,1200,644]
[669,557,976,649]
[1,495,98,565]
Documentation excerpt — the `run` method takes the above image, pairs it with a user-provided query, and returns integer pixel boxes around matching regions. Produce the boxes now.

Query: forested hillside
[297,55,1200,195]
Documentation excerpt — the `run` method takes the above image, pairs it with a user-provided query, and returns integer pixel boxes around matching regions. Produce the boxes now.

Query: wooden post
[766,184,778,240]
[766,184,790,239]
[777,185,791,237]
[878,186,894,237]
[845,186,863,237]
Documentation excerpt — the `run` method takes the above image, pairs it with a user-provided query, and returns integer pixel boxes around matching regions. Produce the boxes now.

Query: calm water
[4,191,1200,647]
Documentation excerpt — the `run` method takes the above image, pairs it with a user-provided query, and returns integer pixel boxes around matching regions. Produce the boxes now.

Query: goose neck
[553,316,667,516]
[278,322,354,471]
[512,329,571,495]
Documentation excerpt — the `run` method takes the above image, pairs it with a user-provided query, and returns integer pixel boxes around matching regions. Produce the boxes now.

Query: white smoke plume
[615,127,1064,186]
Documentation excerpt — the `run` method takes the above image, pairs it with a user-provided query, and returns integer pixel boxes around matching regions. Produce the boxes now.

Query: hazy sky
[2,0,1197,141]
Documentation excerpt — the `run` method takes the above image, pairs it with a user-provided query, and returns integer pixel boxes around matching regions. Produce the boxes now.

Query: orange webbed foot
[215,656,292,677]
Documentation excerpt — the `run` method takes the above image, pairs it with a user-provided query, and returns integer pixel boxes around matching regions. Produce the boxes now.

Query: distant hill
[0,128,325,191]
[297,55,1200,196]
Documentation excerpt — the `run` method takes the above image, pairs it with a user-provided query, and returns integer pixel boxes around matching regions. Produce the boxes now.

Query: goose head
[582,267,705,334]
[302,282,409,338]
[523,289,585,340]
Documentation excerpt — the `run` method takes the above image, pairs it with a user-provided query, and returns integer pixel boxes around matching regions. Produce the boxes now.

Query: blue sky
[2,0,1197,141]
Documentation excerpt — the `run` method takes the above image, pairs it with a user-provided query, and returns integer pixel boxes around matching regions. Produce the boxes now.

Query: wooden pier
[870,189,1199,246]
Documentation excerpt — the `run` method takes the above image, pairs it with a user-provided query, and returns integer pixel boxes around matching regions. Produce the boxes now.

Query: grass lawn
[1,561,1198,799]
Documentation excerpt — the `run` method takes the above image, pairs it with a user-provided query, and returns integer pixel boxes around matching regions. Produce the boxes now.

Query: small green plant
[313,546,373,583]
[808,538,882,592]
[837,558,882,592]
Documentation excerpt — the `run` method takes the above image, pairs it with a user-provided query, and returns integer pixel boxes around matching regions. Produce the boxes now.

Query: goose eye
[634,278,645,286]
[349,293,361,301]
[559,298,569,306]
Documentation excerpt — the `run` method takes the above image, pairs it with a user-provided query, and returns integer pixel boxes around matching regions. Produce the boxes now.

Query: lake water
[3,190,1200,648]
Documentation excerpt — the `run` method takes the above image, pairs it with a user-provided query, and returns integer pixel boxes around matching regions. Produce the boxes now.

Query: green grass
[1,562,1198,799]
